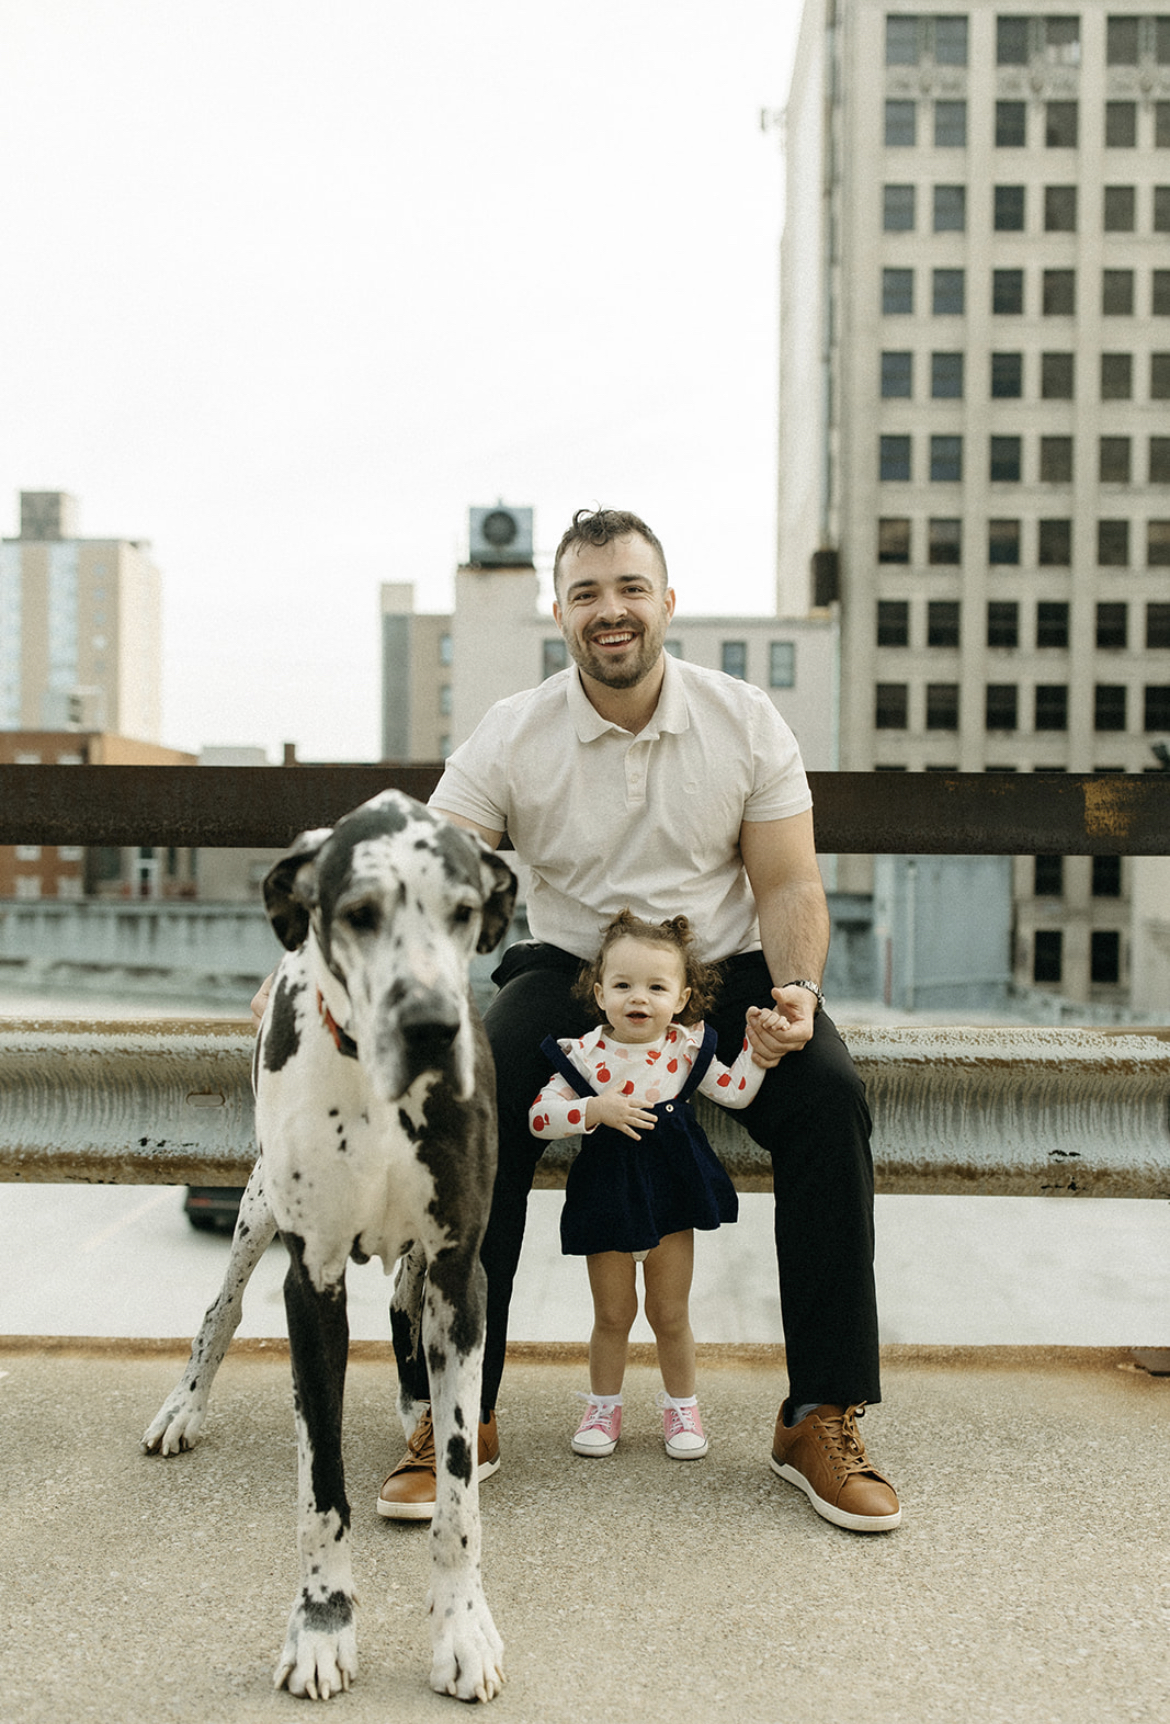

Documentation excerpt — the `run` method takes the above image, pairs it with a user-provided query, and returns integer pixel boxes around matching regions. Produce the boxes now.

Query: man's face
[552,535,675,691]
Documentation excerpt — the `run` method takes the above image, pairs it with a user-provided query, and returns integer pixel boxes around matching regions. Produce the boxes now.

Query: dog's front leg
[274,1237,357,1702]
[425,1256,505,1703]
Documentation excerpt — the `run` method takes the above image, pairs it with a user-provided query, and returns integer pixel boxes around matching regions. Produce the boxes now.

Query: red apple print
[667,1059,678,1073]
[533,1116,546,1132]
[622,1081,635,1096]
[717,1073,731,1087]
[597,1039,606,1051]
[568,1108,582,1125]
[597,1065,611,1083]
[646,1049,660,1063]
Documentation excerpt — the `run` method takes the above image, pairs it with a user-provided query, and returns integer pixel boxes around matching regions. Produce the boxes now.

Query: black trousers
[398,942,882,1415]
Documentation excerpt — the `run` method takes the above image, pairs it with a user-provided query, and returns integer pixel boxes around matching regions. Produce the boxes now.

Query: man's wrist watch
[784,978,825,1016]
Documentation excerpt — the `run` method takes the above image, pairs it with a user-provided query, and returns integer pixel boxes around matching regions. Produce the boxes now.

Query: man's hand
[745,1005,791,1068]
[746,985,818,1061]
[586,1088,658,1141]
[251,971,274,1029]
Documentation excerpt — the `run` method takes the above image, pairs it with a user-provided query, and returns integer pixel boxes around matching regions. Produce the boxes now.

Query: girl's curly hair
[573,908,722,1027]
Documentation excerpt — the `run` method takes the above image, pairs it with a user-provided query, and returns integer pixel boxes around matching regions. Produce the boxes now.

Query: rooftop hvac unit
[469,506,534,566]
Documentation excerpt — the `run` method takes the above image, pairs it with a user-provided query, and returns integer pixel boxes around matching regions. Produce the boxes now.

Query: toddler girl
[528,910,785,1460]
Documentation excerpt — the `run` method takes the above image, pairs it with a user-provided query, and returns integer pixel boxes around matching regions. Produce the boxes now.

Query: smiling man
[379,507,901,1534]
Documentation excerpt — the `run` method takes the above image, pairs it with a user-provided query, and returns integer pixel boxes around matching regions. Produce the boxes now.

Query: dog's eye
[341,903,380,934]
[451,903,475,926]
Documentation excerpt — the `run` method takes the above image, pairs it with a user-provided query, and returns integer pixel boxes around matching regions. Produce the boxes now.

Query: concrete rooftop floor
[2,1340,1168,1724]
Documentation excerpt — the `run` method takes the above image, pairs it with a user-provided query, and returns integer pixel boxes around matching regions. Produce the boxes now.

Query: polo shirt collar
[565,652,692,741]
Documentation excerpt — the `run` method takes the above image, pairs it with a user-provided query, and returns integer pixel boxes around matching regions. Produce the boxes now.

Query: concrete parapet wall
[2,1019,1167,1199]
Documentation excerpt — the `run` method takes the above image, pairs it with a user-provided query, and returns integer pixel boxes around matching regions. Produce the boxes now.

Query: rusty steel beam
[3,1020,1167,1198]
[1,765,1169,854]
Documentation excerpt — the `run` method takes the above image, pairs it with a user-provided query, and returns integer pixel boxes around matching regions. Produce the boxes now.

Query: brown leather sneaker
[770,1401,901,1532]
[376,1406,500,1521]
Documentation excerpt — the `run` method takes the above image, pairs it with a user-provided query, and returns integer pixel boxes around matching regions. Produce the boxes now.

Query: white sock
[587,1391,622,1408]
[661,1393,698,1411]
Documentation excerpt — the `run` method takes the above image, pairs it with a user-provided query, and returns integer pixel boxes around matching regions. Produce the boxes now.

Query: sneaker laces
[656,1392,702,1438]
[574,1391,618,1431]
[814,1403,880,1481]
[402,1407,436,1467]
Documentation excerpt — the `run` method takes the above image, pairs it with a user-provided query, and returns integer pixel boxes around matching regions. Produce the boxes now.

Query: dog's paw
[141,1393,207,1456]
[274,1593,358,1701]
[428,1577,505,1703]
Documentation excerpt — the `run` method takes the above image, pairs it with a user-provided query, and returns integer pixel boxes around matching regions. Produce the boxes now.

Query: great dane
[142,790,515,1703]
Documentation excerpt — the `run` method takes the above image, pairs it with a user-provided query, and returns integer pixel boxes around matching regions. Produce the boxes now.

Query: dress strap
[538,1034,597,1100]
[676,1024,718,1102]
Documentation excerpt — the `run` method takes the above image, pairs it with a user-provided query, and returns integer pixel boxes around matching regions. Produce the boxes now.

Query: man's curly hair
[553,508,668,594]
[573,908,722,1028]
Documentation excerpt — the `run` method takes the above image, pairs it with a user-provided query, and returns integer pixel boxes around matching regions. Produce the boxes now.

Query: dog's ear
[475,844,518,955]
[262,827,332,950]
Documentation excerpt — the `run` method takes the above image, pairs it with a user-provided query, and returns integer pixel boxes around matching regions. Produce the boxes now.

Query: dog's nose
[399,999,459,1072]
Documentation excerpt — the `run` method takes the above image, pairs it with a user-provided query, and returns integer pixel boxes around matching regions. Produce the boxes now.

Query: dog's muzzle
[374,990,466,1100]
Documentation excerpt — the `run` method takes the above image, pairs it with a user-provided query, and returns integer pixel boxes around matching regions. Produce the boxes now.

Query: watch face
[481,509,517,548]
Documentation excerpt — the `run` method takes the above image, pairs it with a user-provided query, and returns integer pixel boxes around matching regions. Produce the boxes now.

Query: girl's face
[593,936,691,1044]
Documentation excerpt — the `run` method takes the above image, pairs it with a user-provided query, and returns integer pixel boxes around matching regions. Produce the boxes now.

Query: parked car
[183,1186,245,1233]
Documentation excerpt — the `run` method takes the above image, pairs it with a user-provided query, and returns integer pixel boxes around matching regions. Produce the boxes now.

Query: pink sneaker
[571,1397,622,1456]
[659,1395,708,1460]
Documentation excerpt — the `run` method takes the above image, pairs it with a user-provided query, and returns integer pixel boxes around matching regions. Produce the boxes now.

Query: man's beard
[568,624,665,689]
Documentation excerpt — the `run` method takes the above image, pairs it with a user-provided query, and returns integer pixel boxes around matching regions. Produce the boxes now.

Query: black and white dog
[142,791,515,1704]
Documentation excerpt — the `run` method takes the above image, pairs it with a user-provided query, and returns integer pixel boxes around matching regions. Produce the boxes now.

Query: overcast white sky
[0,0,800,761]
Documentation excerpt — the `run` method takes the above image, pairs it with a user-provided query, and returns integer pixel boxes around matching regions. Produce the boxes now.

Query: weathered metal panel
[3,1020,1168,1198]
[1,766,1169,854]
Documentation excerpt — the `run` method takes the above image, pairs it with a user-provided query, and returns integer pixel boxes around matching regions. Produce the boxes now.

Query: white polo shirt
[431,655,812,963]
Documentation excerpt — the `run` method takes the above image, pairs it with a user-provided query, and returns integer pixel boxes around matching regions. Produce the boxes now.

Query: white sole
[770,1458,902,1532]
[665,1440,708,1460]
[378,1453,499,1518]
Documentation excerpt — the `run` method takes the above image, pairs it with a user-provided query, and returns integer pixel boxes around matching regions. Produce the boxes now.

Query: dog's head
[263,791,516,1101]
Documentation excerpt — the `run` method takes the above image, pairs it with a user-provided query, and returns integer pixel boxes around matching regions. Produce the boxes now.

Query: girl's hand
[586,1088,658,1140]
[746,1004,790,1068]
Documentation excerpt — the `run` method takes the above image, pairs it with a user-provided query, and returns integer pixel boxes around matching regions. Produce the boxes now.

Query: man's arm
[432,807,504,850]
[739,810,830,1053]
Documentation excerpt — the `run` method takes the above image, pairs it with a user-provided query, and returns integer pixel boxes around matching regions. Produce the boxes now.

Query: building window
[880,436,912,481]
[930,435,962,482]
[1034,855,1064,897]
[993,269,1024,313]
[1101,354,1133,399]
[877,600,909,648]
[1104,186,1136,231]
[1099,437,1132,483]
[1045,185,1077,231]
[1033,929,1063,983]
[1154,270,1170,315]
[985,684,1018,730]
[1106,101,1137,148]
[996,101,1026,146]
[991,352,1023,397]
[57,845,84,863]
[721,641,747,680]
[926,683,959,730]
[879,517,912,562]
[1148,603,1170,648]
[542,638,568,678]
[1156,186,1170,231]
[1103,270,1135,316]
[990,436,1022,482]
[1094,684,1128,731]
[439,632,453,666]
[996,15,1029,64]
[927,600,960,648]
[885,15,918,64]
[1040,436,1074,483]
[881,351,913,397]
[933,184,966,231]
[1150,438,1170,483]
[1096,602,1128,649]
[1092,855,1122,898]
[885,99,917,146]
[934,100,967,147]
[929,518,962,564]
[988,519,1021,564]
[1107,16,1140,64]
[934,16,968,64]
[14,876,42,900]
[1098,520,1130,566]
[994,185,1026,230]
[1043,270,1076,314]
[1046,101,1078,147]
[931,352,964,398]
[883,268,914,314]
[1037,602,1070,649]
[932,268,965,314]
[1152,353,1170,397]
[1090,931,1121,986]
[1035,686,1069,730]
[438,682,453,716]
[987,600,1019,648]
[15,844,41,862]
[1145,684,1170,729]
[884,184,916,231]
[1149,521,1170,566]
[875,683,909,729]
[769,641,796,688]
[1038,520,1072,566]
[1158,101,1170,146]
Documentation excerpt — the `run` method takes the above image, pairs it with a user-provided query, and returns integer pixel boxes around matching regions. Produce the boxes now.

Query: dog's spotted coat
[143,791,515,1703]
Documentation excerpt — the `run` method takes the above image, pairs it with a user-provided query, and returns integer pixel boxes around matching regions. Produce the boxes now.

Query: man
[376,507,899,1532]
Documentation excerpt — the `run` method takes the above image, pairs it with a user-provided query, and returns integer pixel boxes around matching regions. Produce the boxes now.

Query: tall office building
[0,491,162,742]
[779,1,1170,1003]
